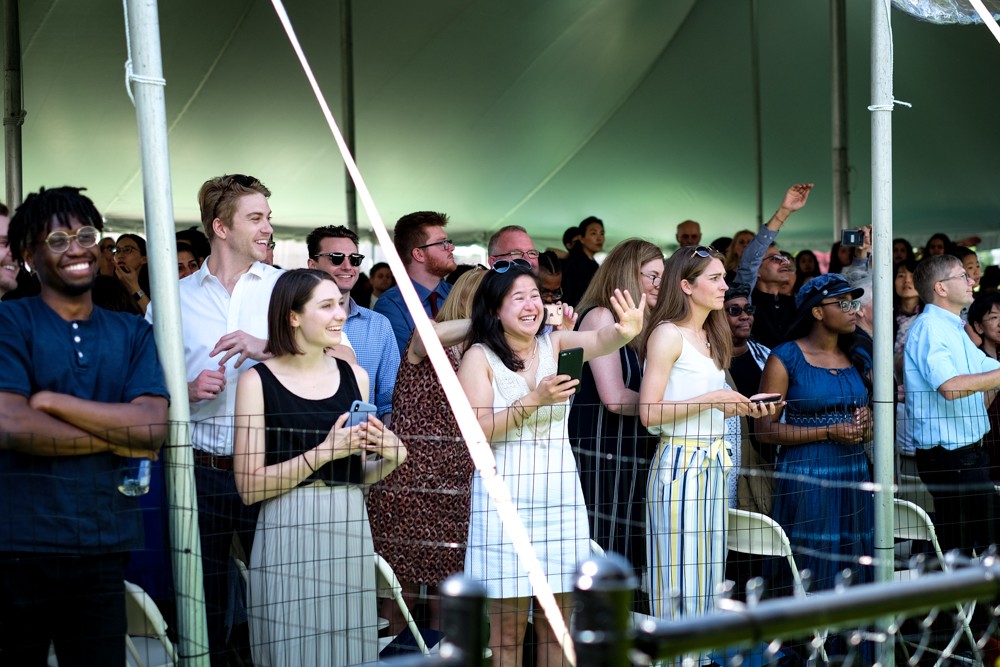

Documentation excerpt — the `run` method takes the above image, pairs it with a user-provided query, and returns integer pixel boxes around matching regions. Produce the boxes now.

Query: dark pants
[0,552,127,666]
[915,443,1000,555]
[194,462,259,666]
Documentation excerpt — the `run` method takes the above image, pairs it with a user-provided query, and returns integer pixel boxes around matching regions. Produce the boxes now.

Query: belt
[192,449,234,471]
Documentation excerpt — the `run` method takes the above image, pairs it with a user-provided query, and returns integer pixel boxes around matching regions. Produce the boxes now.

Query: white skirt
[249,484,378,667]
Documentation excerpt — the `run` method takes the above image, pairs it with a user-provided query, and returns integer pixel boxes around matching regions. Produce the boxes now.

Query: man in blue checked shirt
[904,253,1000,554]
[307,225,400,423]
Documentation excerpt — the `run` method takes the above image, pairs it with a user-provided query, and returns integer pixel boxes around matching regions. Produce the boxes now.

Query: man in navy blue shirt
[374,211,456,355]
[0,187,169,666]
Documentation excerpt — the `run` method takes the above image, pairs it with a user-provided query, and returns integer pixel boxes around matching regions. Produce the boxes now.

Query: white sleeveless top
[647,331,725,440]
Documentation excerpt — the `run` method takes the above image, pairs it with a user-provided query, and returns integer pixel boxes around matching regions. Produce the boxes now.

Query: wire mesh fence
[5,391,1000,665]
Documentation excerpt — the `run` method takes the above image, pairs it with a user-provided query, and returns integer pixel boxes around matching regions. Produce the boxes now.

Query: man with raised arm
[0,187,169,665]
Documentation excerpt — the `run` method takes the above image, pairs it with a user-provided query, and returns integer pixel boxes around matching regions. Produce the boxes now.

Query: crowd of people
[2,178,1000,667]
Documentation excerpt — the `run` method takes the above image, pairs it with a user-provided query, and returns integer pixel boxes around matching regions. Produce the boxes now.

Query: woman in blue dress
[758,274,873,594]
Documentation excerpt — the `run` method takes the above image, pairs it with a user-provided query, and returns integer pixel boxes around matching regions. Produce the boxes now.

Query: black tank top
[255,358,363,486]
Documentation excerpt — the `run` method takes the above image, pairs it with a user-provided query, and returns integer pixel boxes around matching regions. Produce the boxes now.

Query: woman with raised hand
[568,238,662,580]
[458,258,644,666]
[234,269,406,667]
[638,245,777,667]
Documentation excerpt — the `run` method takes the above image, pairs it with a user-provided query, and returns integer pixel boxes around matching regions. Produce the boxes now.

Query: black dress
[568,307,657,571]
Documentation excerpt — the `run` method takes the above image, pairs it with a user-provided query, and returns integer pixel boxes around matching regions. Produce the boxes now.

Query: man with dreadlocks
[0,186,169,664]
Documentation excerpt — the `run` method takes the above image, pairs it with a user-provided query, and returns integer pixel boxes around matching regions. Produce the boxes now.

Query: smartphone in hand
[557,347,584,394]
[346,400,378,427]
[543,304,564,327]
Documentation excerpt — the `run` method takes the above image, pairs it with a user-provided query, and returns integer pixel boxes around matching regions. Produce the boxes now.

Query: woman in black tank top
[233,270,407,666]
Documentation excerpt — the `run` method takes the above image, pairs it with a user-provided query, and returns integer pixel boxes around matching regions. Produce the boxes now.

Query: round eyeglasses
[44,226,101,254]
[820,299,862,314]
[640,272,662,287]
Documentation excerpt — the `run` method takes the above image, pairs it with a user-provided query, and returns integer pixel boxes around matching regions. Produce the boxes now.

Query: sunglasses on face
[492,258,532,273]
[820,299,862,314]
[766,254,791,265]
[314,252,364,267]
[724,304,757,317]
[44,226,101,254]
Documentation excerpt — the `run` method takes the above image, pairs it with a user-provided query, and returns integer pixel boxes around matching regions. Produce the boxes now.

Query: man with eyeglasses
[0,187,169,664]
[307,225,400,423]
[487,224,541,273]
[374,211,456,355]
[904,254,1000,556]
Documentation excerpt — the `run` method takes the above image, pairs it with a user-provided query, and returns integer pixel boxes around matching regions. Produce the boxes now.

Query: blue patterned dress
[769,341,873,592]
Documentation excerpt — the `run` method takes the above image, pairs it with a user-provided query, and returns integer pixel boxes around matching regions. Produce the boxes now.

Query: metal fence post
[572,553,637,667]
[439,575,488,667]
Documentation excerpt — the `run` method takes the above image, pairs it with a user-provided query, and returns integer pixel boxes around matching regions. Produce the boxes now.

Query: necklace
[516,337,538,365]
[677,325,710,349]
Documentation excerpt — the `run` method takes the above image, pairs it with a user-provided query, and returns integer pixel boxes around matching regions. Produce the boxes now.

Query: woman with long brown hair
[639,246,776,666]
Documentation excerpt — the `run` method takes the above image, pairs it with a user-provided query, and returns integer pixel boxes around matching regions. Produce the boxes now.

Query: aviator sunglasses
[492,258,532,273]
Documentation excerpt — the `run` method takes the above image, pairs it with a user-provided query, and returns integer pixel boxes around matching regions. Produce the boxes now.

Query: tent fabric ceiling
[4,0,999,252]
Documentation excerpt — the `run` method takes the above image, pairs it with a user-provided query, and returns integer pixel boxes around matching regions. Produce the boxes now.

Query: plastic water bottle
[118,459,152,496]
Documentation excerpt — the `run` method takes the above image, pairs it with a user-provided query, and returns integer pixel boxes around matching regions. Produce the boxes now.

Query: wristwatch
[134,289,147,300]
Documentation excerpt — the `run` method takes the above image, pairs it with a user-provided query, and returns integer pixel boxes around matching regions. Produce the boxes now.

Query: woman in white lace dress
[457,259,645,667]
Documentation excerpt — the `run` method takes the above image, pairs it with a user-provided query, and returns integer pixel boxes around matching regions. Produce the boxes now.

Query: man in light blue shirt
[904,254,1000,553]
[306,225,400,422]
[374,212,456,355]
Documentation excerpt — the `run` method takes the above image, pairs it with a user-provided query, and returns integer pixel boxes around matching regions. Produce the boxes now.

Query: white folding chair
[124,580,178,667]
[374,553,430,655]
[893,498,979,666]
[726,508,828,660]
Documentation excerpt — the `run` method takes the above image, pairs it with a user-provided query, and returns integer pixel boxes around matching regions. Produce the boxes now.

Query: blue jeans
[0,552,127,666]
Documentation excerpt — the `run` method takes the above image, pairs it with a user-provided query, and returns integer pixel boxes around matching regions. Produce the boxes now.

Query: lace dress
[465,333,591,599]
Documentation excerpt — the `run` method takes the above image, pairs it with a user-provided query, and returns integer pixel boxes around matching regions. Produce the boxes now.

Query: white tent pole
[123,0,210,664]
[870,1,895,665]
[749,0,763,226]
[831,0,850,236]
[340,0,358,234]
[3,0,24,209]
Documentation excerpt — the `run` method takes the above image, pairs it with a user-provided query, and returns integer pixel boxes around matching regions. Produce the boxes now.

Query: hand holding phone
[557,347,584,394]
[346,400,378,428]
[749,393,783,404]
[544,304,564,327]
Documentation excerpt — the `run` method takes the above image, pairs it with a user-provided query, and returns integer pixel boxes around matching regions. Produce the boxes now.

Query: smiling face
[29,215,99,297]
[310,236,361,295]
[290,279,347,350]
[0,213,17,295]
[215,192,273,264]
[497,274,544,339]
[683,257,727,312]
[639,257,664,309]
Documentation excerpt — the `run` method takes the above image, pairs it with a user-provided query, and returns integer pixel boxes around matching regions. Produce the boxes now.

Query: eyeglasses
[493,249,540,260]
[44,226,101,253]
[689,245,718,258]
[492,258,532,273]
[939,272,971,284]
[540,288,563,302]
[766,254,791,265]
[113,246,140,256]
[724,304,757,317]
[313,252,364,267]
[417,238,455,251]
[640,272,662,287]
[820,299,862,314]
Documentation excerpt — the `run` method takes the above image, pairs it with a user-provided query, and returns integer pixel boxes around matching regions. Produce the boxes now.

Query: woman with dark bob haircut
[458,259,645,666]
[234,269,407,666]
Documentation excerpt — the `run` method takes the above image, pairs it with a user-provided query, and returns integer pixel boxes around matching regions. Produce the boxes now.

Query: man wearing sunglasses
[0,187,169,664]
[307,225,400,423]
[374,211,456,356]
